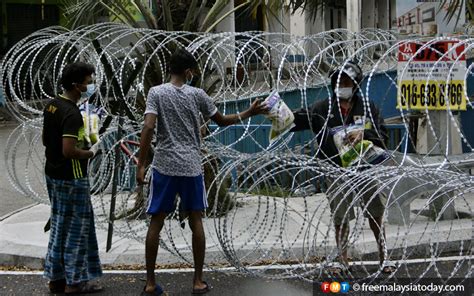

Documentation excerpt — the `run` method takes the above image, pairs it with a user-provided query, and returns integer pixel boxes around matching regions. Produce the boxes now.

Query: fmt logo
[321,281,350,293]
[330,282,341,293]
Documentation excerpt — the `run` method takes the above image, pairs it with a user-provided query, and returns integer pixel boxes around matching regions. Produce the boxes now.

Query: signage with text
[397,41,467,110]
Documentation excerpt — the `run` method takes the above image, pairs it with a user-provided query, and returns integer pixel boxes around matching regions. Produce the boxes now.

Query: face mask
[185,74,193,86]
[185,73,200,86]
[81,83,96,98]
[77,84,95,106]
[335,87,353,100]
[191,75,200,86]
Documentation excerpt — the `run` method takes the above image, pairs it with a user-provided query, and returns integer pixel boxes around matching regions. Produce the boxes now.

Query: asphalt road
[0,260,471,296]
[0,271,313,296]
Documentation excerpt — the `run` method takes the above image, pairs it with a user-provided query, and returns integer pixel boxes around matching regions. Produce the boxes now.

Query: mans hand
[89,139,102,158]
[248,99,269,116]
[136,165,148,185]
[347,130,363,145]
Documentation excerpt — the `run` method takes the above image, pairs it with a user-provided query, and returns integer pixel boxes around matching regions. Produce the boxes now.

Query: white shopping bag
[80,103,104,146]
[263,91,295,144]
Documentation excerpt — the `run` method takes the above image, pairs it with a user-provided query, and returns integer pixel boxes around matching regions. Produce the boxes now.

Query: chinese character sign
[397,0,465,36]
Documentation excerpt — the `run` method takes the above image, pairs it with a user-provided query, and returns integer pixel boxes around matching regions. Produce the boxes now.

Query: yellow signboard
[397,41,467,111]
[397,80,467,110]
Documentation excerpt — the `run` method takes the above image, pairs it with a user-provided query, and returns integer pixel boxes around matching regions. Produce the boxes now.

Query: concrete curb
[1,255,472,274]
[0,236,470,269]
[0,203,39,222]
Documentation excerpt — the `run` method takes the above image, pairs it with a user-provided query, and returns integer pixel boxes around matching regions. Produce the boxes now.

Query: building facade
[0,0,68,56]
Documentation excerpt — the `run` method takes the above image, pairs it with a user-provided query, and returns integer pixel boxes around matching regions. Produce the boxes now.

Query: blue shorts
[146,169,208,215]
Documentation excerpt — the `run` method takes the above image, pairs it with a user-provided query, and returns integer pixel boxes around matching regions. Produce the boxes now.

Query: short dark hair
[169,48,198,75]
[60,62,95,91]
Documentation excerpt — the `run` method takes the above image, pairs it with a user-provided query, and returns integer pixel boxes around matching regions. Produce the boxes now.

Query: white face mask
[335,87,353,100]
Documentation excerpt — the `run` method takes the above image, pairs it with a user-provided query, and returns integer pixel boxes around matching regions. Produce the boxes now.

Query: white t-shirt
[145,83,217,176]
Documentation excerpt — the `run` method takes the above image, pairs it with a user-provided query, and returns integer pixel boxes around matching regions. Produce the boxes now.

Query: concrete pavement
[0,193,471,270]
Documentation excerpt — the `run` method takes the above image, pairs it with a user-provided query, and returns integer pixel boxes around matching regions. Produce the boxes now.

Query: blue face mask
[185,74,194,86]
[77,83,96,106]
[185,72,200,86]
[81,83,96,99]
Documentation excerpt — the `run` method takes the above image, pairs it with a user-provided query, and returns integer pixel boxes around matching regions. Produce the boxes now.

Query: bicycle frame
[120,139,139,165]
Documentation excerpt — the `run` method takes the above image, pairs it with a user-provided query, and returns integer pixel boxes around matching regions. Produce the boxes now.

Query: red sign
[321,282,331,293]
[398,41,466,62]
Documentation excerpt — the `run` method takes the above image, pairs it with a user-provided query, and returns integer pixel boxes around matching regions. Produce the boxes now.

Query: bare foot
[193,281,207,290]
[145,284,157,293]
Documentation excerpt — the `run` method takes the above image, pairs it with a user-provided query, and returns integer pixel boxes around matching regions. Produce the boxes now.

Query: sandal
[192,281,212,294]
[48,279,66,293]
[381,260,397,274]
[141,284,165,296]
[64,282,103,294]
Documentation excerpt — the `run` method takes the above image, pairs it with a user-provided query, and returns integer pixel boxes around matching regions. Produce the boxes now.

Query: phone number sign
[397,41,467,110]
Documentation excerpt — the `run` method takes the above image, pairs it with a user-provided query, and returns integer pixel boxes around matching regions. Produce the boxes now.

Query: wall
[211,64,474,154]
[215,0,235,33]
[378,0,390,29]
[1,0,66,55]
[390,0,397,28]
[289,7,306,36]
[362,0,377,28]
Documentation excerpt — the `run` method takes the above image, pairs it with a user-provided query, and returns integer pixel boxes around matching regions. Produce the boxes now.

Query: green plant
[61,0,267,32]
[285,0,331,22]
[439,0,472,25]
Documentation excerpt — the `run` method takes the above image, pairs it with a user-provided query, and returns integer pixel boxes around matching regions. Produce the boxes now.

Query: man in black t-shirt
[291,61,396,275]
[43,93,89,179]
[42,62,103,294]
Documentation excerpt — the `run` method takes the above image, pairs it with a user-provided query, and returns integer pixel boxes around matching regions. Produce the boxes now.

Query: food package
[263,91,295,143]
[331,124,388,167]
[80,103,103,146]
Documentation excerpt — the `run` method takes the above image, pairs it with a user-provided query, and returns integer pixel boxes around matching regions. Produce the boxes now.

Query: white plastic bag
[330,124,388,167]
[80,103,103,146]
[263,91,295,143]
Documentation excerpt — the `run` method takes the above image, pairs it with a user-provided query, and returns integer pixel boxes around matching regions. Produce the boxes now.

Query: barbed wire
[1,23,472,285]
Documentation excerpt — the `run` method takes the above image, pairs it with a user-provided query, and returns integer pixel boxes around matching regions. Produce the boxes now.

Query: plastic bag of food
[263,91,295,143]
[80,103,104,146]
[331,124,388,167]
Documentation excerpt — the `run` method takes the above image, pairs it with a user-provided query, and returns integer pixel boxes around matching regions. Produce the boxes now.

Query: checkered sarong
[43,176,102,285]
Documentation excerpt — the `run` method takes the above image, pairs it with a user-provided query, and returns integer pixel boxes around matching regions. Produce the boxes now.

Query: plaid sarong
[44,176,102,285]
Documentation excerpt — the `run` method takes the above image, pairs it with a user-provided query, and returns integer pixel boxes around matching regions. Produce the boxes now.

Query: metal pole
[106,102,123,252]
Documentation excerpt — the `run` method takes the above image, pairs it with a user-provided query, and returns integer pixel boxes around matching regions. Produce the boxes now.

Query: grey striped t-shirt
[145,83,217,177]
